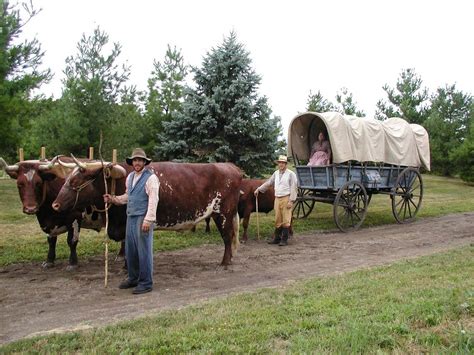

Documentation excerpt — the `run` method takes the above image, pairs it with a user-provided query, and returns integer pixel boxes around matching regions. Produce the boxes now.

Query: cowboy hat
[275,155,288,163]
[126,148,152,166]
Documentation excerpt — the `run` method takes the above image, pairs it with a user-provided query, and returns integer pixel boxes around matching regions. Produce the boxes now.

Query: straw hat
[126,148,152,166]
[275,155,288,163]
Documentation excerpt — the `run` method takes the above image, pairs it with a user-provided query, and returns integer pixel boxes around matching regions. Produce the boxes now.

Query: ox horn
[108,164,127,179]
[38,155,61,171]
[71,154,87,170]
[0,157,19,172]
[57,156,77,169]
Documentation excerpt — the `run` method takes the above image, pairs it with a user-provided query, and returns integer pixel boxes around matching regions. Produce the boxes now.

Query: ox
[0,157,105,269]
[238,178,275,242]
[52,159,243,266]
[200,179,292,242]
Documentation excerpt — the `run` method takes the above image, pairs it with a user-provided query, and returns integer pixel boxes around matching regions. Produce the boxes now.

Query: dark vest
[126,169,153,217]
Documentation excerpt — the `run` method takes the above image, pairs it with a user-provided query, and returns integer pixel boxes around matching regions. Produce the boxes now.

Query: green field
[1,174,473,352]
[1,174,473,266]
[2,246,472,353]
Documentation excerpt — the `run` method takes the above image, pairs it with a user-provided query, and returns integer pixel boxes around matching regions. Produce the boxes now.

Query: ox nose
[23,206,38,214]
[52,202,61,211]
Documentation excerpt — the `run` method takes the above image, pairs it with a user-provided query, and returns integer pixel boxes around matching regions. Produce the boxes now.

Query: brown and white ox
[201,178,292,242]
[52,159,243,266]
[0,157,107,270]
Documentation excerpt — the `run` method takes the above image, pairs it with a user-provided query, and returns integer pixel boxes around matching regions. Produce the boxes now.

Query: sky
[21,0,474,136]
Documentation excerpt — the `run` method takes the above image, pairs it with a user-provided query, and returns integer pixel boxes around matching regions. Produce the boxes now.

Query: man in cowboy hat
[254,155,297,246]
[104,148,159,294]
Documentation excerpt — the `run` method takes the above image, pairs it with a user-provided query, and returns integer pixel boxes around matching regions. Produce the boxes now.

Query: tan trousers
[274,195,292,228]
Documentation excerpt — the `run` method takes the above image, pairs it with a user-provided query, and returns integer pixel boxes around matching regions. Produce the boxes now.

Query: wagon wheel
[333,181,368,232]
[292,188,315,219]
[391,168,423,223]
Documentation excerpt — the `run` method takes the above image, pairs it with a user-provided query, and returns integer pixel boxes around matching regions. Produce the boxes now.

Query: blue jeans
[125,215,154,289]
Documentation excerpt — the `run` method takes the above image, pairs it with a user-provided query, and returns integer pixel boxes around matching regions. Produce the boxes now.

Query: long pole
[256,194,260,240]
[99,134,109,287]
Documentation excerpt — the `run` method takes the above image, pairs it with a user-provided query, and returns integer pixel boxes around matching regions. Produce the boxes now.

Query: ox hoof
[42,261,55,269]
[66,264,78,272]
[218,262,232,271]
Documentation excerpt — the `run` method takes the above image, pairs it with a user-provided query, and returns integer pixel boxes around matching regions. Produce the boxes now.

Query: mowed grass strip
[1,174,474,265]
[2,246,472,353]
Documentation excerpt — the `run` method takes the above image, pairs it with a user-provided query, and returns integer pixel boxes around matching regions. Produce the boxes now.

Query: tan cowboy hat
[126,148,152,166]
[275,155,288,163]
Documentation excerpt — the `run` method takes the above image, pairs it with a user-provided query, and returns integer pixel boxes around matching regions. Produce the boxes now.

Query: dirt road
[1,212,473,345]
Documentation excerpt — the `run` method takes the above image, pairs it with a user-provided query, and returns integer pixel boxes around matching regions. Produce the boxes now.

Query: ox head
[52,155,127,212]
[0,156,70,214]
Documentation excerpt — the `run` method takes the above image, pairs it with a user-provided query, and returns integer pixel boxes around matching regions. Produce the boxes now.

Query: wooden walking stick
[99,133,109,287]
[255,193,260,240]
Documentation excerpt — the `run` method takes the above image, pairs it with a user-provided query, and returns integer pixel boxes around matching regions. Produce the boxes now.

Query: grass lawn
[0,174,473,266]
[2,245,472,353]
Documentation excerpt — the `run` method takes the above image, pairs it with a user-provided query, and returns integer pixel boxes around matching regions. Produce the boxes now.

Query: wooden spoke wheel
[292,188,315,219]
[333,181,368,232]
[391,168,423,223]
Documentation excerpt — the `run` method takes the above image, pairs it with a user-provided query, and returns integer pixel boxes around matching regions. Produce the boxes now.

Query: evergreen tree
[142,45,187,157]
[32,27,142,159]
[306,90,336,112]
[0,0,51,160]
[335,87,365,117]
[451,124,474,183]
[425,84,473,176]
[375,68,429,123]
[156,32,284,177]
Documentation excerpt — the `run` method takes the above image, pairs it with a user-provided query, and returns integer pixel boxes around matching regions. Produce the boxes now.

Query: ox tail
[232,212,240,253]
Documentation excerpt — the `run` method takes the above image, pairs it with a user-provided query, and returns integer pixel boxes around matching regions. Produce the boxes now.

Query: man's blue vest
[126,169,153,217]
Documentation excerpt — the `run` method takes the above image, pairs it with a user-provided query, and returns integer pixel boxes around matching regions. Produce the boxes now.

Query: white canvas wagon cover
[288,112,430,170]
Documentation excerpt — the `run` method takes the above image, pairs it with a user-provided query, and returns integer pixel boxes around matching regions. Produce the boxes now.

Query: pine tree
[156,32,284,177]
[142,45,187,157]
[0,0,51,159]
[375,68,429,123]
[306,90,336,112]
[425,84,473,176]
[335,87,365,117]
[32,27,142,159]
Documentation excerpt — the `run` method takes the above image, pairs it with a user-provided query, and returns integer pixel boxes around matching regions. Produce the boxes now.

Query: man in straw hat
[104,148,159,294]
[254,155,297,246]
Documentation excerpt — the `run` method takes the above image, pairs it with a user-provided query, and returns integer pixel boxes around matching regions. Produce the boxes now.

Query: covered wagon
[288,112,430,231]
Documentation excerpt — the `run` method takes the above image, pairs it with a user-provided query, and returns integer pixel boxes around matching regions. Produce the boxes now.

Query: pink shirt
[114,169,160,223]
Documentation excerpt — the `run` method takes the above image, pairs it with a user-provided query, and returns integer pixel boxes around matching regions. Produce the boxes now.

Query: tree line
[1,1,473,181]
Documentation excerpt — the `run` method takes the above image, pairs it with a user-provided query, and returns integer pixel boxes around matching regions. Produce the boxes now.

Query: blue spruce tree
[156,32,284,177]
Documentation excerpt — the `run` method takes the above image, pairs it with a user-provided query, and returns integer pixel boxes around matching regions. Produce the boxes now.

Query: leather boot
[279,228,289,246]
[267,227,282,244]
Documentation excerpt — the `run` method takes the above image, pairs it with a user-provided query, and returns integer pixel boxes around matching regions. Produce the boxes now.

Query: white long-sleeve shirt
[257,168,298,202]
[113,169,160,223]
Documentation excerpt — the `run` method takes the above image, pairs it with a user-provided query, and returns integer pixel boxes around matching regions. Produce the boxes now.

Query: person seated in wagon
[307,131,331,166]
